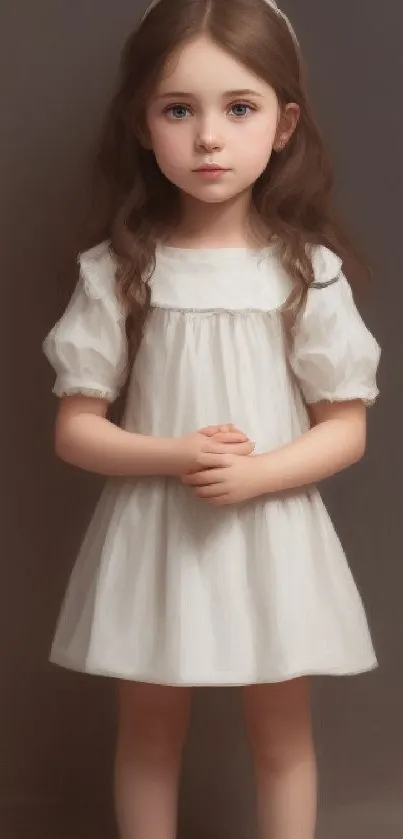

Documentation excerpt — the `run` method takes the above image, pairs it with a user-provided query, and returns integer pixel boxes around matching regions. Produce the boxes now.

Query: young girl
[43,1,381,837]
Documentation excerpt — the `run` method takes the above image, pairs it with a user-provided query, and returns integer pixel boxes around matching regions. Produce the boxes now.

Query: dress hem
[49,650,378,687]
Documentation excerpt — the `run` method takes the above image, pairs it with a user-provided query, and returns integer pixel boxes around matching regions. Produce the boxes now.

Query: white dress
[43,241,381,687]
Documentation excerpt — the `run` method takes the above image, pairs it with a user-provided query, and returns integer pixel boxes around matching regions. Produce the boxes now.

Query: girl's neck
[164,189,267,250]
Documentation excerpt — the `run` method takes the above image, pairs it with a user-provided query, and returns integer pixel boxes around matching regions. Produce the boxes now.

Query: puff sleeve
[43,242,128,402]
[289,246,381,407]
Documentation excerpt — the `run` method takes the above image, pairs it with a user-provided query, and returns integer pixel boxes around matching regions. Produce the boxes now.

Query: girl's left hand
[182,453,267,506]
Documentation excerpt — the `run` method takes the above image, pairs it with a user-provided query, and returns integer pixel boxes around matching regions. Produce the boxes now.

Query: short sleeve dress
[43,241,381,686]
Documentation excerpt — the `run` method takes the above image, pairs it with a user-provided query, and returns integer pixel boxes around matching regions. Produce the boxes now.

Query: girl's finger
[229,441,255,455]
[213,432,248,443]
[193,484,228,499]
[183,469,225,487]
[199,425,250,442]
[199,424,243,436]
[199,425,222,437]
[219,424,250,437]
[199,451,232,467]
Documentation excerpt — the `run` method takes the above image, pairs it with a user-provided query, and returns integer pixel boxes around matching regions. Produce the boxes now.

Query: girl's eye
[165,105,191,120]
[228,102,256,118]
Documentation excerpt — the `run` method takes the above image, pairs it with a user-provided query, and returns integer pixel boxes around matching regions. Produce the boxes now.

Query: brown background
[1,1,402,837]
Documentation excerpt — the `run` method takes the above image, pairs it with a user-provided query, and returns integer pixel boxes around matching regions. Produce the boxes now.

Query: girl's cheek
[159,133,189,160]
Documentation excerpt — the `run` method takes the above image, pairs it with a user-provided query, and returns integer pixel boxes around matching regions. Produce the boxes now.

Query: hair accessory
[138,0,298,43]
[264,0,298,43]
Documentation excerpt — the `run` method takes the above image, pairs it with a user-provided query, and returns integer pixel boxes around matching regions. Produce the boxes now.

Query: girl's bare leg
[115,681,192,839]
[243,678,317,839]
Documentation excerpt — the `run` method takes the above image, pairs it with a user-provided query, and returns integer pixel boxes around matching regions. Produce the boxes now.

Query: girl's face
[145,35,298,205]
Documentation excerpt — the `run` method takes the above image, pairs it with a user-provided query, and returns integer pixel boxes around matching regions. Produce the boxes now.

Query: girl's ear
[273,102,300,152]
[137,129,153,150]
[132,115,153,150]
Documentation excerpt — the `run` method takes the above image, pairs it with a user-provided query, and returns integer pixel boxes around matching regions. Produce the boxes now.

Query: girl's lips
[193,167,230,179]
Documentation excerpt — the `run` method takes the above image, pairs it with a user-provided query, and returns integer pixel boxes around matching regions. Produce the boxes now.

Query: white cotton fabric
[43,241,381,686]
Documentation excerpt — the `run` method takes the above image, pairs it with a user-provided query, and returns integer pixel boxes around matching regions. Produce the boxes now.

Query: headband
[139,0,298,43]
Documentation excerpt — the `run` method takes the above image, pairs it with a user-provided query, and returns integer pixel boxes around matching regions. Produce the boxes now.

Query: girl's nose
[195,118,224,153]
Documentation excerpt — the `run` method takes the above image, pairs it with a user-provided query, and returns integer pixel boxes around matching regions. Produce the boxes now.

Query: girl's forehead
[155,36,271,96]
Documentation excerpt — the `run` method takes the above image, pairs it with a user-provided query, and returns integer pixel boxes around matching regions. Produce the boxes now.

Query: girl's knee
[243,678,315,773]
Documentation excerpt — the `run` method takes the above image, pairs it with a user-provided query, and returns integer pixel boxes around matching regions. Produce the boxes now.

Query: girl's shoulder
[78,240,117,300]
[309,245,343,289]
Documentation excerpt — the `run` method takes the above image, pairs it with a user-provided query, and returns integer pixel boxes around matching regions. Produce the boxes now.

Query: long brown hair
[82,0,369,352]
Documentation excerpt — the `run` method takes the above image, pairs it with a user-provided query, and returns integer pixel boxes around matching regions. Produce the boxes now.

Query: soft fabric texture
[43,242,380,686]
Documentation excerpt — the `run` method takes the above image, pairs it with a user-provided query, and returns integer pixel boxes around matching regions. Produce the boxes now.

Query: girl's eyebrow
[155,88,264,100]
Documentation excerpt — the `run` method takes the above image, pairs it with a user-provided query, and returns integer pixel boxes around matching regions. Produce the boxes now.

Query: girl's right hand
[170,425,255,477]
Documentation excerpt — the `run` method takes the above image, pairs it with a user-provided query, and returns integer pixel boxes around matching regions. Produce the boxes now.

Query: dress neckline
[156,243,274,263]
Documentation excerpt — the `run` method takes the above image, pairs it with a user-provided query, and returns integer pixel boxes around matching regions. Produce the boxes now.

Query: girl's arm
[54,395,254,478]
[183,400,367,505]
[55,395,175,476]
[257,399,366,493]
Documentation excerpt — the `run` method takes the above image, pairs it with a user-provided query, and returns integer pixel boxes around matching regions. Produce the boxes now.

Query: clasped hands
[174,424,267,507]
